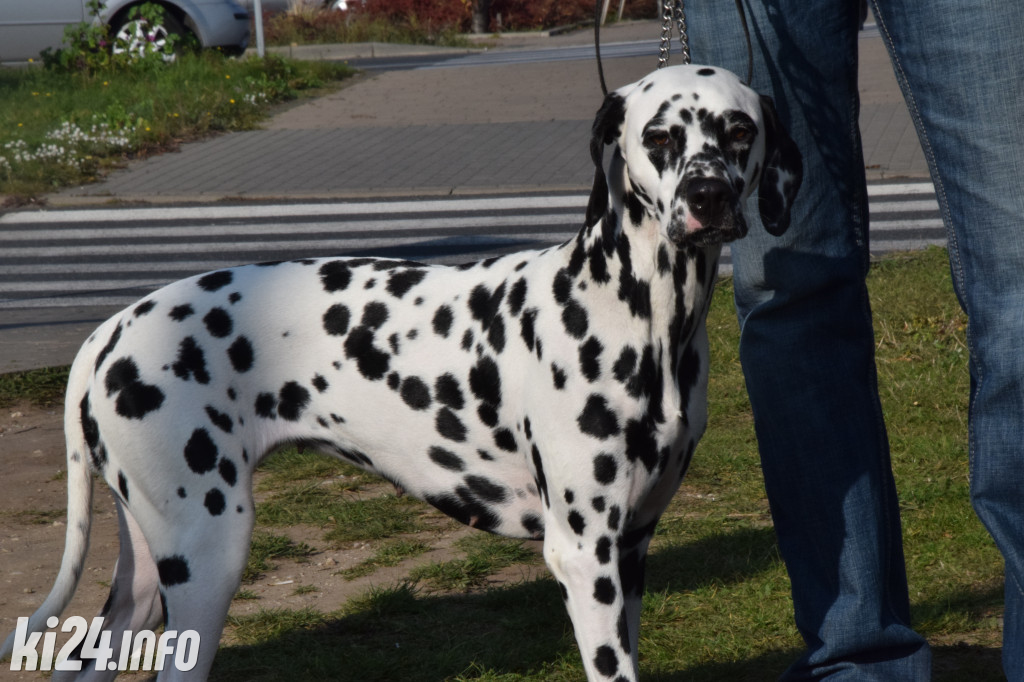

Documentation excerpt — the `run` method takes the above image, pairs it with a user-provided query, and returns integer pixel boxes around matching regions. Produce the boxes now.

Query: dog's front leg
[542,501,640,682]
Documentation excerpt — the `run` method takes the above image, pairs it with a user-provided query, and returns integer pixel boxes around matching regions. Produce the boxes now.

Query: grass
[0,248,1005,679]
[0,365,70,408]
[407,534,540,591]
[0,52,351,200]
[243,530,317,583]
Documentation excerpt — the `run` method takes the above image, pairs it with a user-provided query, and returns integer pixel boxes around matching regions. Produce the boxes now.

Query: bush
[261,0,659,43]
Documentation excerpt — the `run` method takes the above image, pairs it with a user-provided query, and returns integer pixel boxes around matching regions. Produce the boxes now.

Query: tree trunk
[471,0,491,33]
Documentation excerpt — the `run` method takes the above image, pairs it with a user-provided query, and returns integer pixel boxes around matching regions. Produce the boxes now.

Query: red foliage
[489,0,658,31]
[352,0,472,31]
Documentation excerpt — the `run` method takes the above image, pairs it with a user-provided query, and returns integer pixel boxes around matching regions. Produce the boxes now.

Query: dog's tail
[1,352,96,662]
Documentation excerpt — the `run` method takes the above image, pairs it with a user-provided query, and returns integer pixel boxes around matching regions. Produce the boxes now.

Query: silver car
[0,0,250,62]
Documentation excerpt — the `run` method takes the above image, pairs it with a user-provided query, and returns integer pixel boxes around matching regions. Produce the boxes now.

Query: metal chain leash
[658,0,690,68]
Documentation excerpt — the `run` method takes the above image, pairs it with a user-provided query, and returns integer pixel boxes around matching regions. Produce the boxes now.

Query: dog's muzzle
[666,177,748,247]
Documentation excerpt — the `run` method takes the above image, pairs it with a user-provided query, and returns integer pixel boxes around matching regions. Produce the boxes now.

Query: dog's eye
[644,131,671,147]
[730,126,755,143]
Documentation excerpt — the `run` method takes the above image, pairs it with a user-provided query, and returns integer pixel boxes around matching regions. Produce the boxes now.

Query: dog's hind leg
[54,500,164,681]
[138,493,255,680]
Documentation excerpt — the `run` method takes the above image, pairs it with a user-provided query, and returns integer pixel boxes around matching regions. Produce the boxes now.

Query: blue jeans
[687,1,1024,679]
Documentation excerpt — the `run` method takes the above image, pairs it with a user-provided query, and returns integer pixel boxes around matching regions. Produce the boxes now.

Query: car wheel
[111,10,187,62]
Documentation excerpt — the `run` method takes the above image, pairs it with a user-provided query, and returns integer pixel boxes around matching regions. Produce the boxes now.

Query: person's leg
[686,1,930,678]
[871,1,1024,677]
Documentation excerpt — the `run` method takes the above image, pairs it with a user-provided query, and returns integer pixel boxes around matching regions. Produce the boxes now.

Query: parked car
[0,0,251,62]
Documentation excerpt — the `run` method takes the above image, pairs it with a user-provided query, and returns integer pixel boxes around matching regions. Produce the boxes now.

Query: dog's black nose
[686,179,731,226]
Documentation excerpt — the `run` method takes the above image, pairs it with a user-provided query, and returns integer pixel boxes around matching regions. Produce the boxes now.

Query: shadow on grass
[211,526,784,681]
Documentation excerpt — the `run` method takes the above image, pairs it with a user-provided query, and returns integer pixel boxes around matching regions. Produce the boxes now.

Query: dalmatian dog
[2,64,800,681]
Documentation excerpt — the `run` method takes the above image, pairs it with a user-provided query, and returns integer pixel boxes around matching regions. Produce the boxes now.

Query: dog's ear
[585,92,626,228]
[757,95,803,236]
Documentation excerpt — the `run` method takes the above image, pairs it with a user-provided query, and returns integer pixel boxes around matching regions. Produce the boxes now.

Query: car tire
[111,8,188,62]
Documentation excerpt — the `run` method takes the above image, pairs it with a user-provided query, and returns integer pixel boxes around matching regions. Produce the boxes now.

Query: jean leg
[871,1,1024,678]
[687,1,930,679]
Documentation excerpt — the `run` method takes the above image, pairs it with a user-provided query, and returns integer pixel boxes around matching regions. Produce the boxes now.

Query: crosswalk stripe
[0,184,943,310]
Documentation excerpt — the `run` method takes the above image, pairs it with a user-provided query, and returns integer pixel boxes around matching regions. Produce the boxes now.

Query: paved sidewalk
[49,20,927,205]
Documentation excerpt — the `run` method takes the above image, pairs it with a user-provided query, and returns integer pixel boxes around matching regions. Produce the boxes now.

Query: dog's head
[586,65,802,247]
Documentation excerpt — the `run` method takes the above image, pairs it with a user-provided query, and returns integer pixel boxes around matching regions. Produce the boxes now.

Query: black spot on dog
[312,374,329,393]
[205,405,233,433]
[94,323,123,373]
[277,381,311,421]
[551,364,567,390]
[117,471,129,502]
[531,445,549,507]
[323,304,351,336]
[428,446,465,471]
[177,487,186,498]
[579,337,603,382]
[568,510,586,535]
[435,374,465,410]
[204,488,226,516]
[134,300,156,317]
[697,67,716,76]
[254,393,277,419]
[469,356,502,407]
[104,357,165,419]
[596,536,612,564]
[593,454,618,484]
[493,428,517,452]
[173,337,210,384]
[319,261,352,292]
[461,329,474,351]
[436,408,467,442]
[388,372,401,390]
[156,556,191,586]
[184,428,218,474]
[594,577,616,604]
[424,491,498,533]
[612,346,638,383]
[229,292,242,304]
[487,315,506,353]
[464,475,508,503]
[386,269,427,298]
[562,301,589,339]
[344,327,390,380]
[227,336,254,373]
[521,513,544,537]
[198,270,233,292]
[520,309,537,350]
[169,304,194,322]
[508,278,528,316]
[564,489,575,504]
[432,305,454,337]
[400,376,432,410]
[361,301,389,329]
[203,307,233,338]
[625,419,659,471]
[594,646,619,677]
[578,395,620,439]
[608,505,621,531]
[477,404,499,427]
[219,458,237,486]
